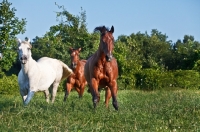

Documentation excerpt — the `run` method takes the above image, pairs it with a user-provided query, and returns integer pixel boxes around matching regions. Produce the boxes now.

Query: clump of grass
[1,90,200,131]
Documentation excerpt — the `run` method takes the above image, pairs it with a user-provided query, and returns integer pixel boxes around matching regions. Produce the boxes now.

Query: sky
[8,0,200,43]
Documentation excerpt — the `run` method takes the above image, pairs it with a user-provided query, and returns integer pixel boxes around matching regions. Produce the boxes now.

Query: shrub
[134,69,200,90]
[173,70,200,89]
[135,69,163,90]
[0,74,19,95]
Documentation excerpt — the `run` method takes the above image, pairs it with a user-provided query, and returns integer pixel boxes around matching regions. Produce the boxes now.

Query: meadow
[1,89,200,131]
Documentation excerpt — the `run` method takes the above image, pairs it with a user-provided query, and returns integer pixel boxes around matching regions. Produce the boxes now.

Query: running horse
[84,25,119,110]
[64,47,87,101]
[17,39,73,105]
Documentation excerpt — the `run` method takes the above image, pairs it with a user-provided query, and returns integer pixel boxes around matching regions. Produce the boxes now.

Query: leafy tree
[31,4,99,65]
[115,35,143,89]
[0,0,26,73]
[172,35,200,70]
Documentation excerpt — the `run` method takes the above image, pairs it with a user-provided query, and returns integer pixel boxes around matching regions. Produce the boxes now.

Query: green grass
[1,89,200,131]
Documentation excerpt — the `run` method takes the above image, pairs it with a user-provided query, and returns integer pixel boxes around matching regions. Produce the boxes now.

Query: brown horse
[64,47,87,101]
[84,25,119,110]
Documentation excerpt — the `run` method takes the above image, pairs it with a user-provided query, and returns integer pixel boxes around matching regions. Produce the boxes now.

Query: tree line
[1,0,200,91]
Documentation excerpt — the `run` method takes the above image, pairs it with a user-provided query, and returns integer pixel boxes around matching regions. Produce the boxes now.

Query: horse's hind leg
[64,83,73,101]
[51,82,59,103]
[44,90,49,103]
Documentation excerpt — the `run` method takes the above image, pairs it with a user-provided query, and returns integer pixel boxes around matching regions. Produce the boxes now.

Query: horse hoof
[113,102,118,110]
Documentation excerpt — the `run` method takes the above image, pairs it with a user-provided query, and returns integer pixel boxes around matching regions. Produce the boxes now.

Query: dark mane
[94,26,109,34]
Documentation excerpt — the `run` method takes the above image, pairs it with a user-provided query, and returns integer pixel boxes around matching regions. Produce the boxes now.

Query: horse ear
[69,47,73,51]
[17,38,21,43]
[28,38,31,43]
[17,38,21,47]
[78,48,81,52]
[110,26,114,33]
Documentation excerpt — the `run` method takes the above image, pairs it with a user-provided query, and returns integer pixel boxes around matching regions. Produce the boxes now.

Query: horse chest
[94,63,111,81]
[70,72,81,87]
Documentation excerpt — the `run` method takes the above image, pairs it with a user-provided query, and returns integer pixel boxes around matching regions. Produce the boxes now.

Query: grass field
[1,89,200,131]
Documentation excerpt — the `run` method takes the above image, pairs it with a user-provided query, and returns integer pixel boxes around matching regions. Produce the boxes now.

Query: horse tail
[59,60,73,79]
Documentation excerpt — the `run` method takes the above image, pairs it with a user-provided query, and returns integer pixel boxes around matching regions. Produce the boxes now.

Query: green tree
[0,0,26,73]
[172,35,200,70]
[115,35,143,89]
[31,4,99,65]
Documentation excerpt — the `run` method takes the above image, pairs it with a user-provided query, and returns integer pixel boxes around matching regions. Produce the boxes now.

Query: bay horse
[84,25,119,110]
[17,39,73,105]
[64,47,87,101]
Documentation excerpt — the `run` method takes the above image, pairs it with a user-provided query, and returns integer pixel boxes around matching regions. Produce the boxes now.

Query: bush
[134,69,200,90]
[173,70,200,89]
[0,73,19,95]
[135,69,163,90]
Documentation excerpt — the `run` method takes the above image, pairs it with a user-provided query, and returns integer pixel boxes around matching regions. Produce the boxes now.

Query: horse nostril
[106,55,112,62]
[21,55,27,60]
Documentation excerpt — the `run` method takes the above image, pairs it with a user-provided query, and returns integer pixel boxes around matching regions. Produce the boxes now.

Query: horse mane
[94,26,109,34]
[21,41,32,49]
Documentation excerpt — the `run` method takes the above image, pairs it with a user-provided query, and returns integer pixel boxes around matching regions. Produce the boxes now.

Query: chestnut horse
[84,25,119,110]
[64,47,87,101]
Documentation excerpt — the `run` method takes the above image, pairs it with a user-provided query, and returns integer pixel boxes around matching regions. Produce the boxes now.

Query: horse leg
[51,82,59,103]
[44,90,50,103]
[21,95,27,104]
[64,83,73,102]
[91,78,100,109]
[78,84,85,98]
[105,87,111,108]
[75,87,81,98]
[110,81,118,110]
[24,91,35,105]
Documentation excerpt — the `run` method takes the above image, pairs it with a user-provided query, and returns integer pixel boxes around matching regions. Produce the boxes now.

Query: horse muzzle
[20,55,28,64]
[106,54,113,62]
[71,62,77,69]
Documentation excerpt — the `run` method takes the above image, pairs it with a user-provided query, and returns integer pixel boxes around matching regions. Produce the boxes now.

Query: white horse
[17,39,73,105]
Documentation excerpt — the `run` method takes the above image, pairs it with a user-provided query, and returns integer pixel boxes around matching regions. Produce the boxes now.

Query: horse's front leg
[24,91,35,105]
[109,80,118,110]
[105,86,111,108]
[51,82,59,103]
[21,95,27,103]
[91,78,100,109]
[75,87,81,98]
[79,84,85,98]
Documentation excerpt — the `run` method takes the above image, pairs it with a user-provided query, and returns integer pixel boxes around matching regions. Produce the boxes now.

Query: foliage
[1,90,200,131]
[31,4,99,66]
[0,0,26,72]
[0,73,18,95]
[114,35,143,90]
[135,69,200,90]
[173,70,200,89]
[170,35,200,70]
[2,2,200,94]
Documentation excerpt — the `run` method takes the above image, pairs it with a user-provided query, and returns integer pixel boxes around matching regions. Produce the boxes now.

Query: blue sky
[9,0,200,43]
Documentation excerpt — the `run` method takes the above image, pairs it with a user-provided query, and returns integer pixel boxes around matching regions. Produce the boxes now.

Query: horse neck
[21,57,35,74]
[72,60,81,73]
[96,44,106,61]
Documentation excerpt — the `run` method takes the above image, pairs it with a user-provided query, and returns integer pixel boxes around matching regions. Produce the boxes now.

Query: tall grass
[1,90,200,131]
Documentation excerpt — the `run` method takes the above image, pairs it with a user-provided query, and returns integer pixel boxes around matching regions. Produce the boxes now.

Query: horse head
[69,47,81,69]
[94,26,114,62]
[17,38,32,64]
